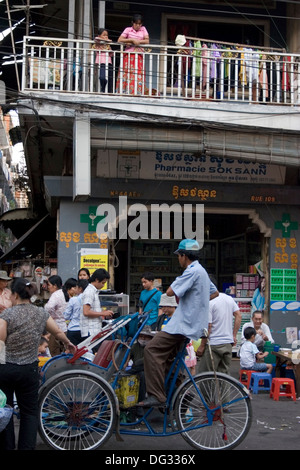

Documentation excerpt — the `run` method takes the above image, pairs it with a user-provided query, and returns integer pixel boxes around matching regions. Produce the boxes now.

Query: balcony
[21,36,300,106]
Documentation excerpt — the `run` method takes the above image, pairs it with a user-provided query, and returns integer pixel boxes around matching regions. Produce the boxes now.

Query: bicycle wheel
[38,371,117,450]
[174,373,252,450]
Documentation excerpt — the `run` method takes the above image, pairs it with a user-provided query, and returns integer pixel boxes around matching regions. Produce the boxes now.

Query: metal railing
[22,36,300,105]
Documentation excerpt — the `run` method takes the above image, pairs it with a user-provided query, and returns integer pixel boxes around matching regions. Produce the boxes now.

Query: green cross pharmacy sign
[80,206,106,232]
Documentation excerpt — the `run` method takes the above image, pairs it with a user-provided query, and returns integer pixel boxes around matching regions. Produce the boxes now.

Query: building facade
[1,1,300,348]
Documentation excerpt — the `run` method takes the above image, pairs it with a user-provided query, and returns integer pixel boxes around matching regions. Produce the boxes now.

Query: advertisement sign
[97,150,285,185]
[80,248,108,274]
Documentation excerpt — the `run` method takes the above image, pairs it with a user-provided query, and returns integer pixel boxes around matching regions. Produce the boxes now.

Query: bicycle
[38,312,252,450]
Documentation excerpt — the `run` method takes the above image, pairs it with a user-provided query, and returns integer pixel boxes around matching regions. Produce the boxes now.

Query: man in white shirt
[80,269,114,339]
[197,292,241,375]
[240,310,274,351]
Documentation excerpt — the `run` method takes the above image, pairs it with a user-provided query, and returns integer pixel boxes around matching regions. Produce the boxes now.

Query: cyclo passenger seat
[93,340,115,368]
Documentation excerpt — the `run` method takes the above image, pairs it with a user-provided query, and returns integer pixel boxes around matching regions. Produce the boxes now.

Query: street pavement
[31,358,300,452]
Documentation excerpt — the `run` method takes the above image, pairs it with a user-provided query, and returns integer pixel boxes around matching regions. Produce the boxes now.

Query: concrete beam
[73,114,91,201]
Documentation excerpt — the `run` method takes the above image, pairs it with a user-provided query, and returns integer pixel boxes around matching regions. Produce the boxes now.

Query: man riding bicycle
[139,239,218,407]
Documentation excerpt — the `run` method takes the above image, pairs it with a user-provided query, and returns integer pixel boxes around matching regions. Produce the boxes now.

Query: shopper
[240,310,274,351]
[0,270,12,313]
[80,268,114,340]
[45,275,77,356]
[64,278,89,345]
[78,268,90,280]
[139,239,217,407]
[196,289,241,375]
[0,278,76,450]
[63,277,78,299]
[139,272,162,326]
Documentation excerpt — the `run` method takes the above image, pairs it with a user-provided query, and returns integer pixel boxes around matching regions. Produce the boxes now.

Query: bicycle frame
[114,333,250,438]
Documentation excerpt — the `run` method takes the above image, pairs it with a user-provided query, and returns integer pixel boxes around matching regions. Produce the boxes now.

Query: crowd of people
[0,266,115,449]
[0,239,272,448]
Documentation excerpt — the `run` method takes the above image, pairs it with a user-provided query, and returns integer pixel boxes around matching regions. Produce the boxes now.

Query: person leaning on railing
[116,13,149,95]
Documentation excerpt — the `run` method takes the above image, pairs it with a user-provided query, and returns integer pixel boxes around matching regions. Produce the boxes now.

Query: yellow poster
[80,248,108,274]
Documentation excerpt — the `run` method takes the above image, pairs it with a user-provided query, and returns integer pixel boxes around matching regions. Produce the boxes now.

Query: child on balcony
[94,28,113,93]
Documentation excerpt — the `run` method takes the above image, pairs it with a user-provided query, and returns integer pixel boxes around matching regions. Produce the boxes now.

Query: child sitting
[240,326,273,374]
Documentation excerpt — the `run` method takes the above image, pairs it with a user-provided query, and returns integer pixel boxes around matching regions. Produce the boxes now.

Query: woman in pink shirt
[116,14,149,95]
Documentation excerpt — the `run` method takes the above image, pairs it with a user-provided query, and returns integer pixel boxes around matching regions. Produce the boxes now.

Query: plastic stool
[239,370,253,388]
[249,373,273,394]
[270,378,296,401]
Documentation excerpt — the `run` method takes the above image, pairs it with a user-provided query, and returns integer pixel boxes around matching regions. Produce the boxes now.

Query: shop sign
[96,150,285,185]
[171,185,216,200]
[80,248,108,275]
[271,212,299,308]
[270,268,297,302]
[59,231,108,248]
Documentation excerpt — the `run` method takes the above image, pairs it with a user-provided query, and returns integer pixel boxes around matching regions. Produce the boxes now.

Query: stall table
[272,350,300,398]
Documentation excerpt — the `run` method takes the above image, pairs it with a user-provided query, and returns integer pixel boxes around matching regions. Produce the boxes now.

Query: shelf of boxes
[235,273,259,299]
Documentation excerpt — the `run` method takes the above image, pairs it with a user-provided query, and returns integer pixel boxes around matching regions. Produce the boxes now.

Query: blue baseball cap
[174,239,200,254]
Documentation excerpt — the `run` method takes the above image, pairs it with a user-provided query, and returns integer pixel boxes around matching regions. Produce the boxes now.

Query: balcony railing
[22,36,300,105]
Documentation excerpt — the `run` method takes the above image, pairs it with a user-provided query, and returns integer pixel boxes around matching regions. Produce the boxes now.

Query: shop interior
[112,213,263,308]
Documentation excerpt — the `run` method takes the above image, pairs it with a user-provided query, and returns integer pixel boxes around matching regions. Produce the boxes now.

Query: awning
[91,122,300,167]
[0,214,50,263]
[0,208,39,238]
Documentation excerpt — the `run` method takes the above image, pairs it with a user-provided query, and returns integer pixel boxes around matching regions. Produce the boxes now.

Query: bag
[0,406,13,432]
[139,290,158,312]
[0,389,6,408]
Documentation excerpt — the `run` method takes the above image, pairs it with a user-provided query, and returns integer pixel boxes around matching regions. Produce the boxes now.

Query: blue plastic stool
[250,373,273,394]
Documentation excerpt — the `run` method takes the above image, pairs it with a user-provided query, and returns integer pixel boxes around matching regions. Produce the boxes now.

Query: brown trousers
[143,330,186,403]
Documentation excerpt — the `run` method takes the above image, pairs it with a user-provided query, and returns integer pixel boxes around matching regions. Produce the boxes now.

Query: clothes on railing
[25,36,300,103]
[173,35,297,102]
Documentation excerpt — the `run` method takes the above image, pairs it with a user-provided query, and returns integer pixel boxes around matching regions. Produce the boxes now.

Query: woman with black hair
[62,277,78,300]
[0,278,76,450]
[45,276,77,356]
[77,268,90,280]
[116,13,149,95]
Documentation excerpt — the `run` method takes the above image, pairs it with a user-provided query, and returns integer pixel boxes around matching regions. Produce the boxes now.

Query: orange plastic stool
[270,378,296,401]
[239,370,253,388]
